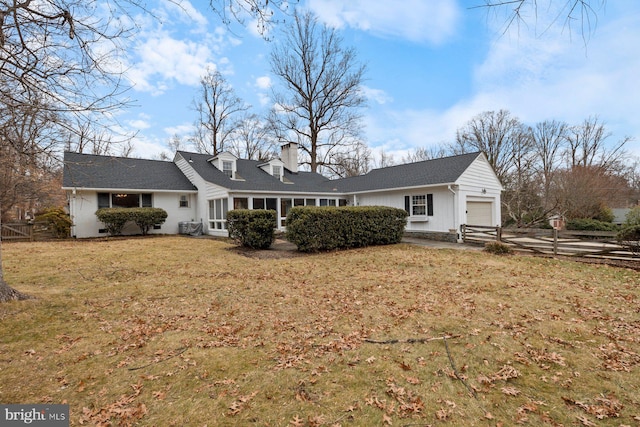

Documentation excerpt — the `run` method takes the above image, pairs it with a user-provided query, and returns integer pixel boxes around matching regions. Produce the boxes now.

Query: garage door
[467,201,493,226]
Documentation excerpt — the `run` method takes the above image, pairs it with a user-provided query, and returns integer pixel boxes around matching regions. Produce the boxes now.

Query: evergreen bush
[623,206,640,227]
[96,208,130,236]
[130,208,168,235]
[35,207,73,238]
[227,209,277,249]
[566,218,619,232]
[484,241,513,255]
[95,207,167,236]
[617,209,640,255]
[286,206,408,252]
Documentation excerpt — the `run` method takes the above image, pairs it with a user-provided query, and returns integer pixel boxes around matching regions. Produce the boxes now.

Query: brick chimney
[280,142,298,173]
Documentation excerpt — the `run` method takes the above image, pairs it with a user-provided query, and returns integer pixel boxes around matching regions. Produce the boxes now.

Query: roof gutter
[341,182,458,196]
[61,187,198,193]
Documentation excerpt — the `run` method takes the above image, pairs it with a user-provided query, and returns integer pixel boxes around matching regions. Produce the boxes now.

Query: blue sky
[116,0,640,161]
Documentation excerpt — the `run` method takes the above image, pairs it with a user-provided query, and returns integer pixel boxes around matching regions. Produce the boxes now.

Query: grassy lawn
[1,236,639,426]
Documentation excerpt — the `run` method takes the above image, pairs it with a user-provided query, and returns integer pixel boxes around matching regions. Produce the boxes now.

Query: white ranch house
[62,144,502,242]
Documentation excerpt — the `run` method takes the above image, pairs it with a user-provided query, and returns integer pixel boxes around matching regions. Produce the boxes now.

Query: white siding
[455,155,503,228]
[355,186,456,233]
[68,190,197,238]
[455,155,503,191]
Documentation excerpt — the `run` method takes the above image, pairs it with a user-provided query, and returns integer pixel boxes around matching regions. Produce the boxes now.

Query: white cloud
[127,32,217,94]
[163,123,194,138]
[308,0,460,44]
[124,2,241,96]
[127,119,151,130]
[471,9,640,136]
[360,86,392,105]
[255,76,272,89]
[163,0,209,31]
[369,4,640,157]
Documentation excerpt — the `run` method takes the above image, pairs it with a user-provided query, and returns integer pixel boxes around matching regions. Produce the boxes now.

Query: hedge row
[227,209,277,249]
[566,218,619,231]
[286,206,408,252]
[95,207,168,236]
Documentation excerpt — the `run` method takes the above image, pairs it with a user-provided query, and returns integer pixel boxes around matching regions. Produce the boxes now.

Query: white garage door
[467,201,493,226]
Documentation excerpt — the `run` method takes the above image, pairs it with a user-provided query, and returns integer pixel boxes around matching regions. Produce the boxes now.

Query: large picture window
[98,192,152,209]
[209,198,229,230]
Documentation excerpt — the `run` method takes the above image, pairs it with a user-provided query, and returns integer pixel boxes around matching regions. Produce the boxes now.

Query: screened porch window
[252,198,277,211]
[209,198,229,230]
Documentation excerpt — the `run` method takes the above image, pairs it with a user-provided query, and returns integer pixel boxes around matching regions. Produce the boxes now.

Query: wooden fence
[461,224,638,261]
[1,222,53,241]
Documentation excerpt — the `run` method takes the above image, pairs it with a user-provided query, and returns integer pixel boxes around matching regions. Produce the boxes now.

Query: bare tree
[191,69,249,156]
[268,9,367,174]
[401,146,451,163]
[0,0,137,301]
[208,0,295,37]
[326,140,372,178]
[500,128,541,226]
[564,115,629,171]
[228,113,275,161]
[475,0,606,44]
[452,110,528,182]
[531,120,567,207]
[373,149,396,169]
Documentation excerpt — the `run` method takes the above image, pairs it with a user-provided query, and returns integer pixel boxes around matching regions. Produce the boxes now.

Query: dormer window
[272,165,281,178]
[223,161,233,178]
[209,152,238,179]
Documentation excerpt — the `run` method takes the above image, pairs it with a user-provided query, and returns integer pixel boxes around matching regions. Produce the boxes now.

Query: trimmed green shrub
[566,218,619,232]
[227,209,277,249]
[130,208,168,235]
[35,207,73,238]
[96,208,130,236]
[484,241,513,255]
[617,224,640,255]
[95,207,167,236]
[286,206,408,252]
[623,206,640,227]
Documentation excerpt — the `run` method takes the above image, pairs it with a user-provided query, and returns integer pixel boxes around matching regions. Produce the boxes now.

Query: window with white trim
[179,195,189,208]
[222,161,233,178]
[272,165,281,178]
[209,198,228,230]
[405,194,433,216]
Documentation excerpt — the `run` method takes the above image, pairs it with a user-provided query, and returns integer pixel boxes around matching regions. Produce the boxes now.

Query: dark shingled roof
[62,151,197,191]
[330,151,483,193]
[177,151,336,193]
[63,150,486,195]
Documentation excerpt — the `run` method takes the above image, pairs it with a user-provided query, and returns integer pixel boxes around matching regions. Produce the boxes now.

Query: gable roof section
[63,151,197,191]
[332,152,484,193]
[177,151,334,193]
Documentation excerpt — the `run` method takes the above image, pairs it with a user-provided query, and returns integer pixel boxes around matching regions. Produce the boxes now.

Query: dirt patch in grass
[229,238,306,259]
[1,237,639,426]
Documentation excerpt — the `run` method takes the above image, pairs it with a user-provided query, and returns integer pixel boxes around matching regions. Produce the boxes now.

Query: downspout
[448,185,460,242]
[70,188,77,238]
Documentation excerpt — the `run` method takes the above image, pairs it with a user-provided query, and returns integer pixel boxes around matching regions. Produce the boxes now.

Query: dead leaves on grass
[79,382,147,426]
[563,394,623,422]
